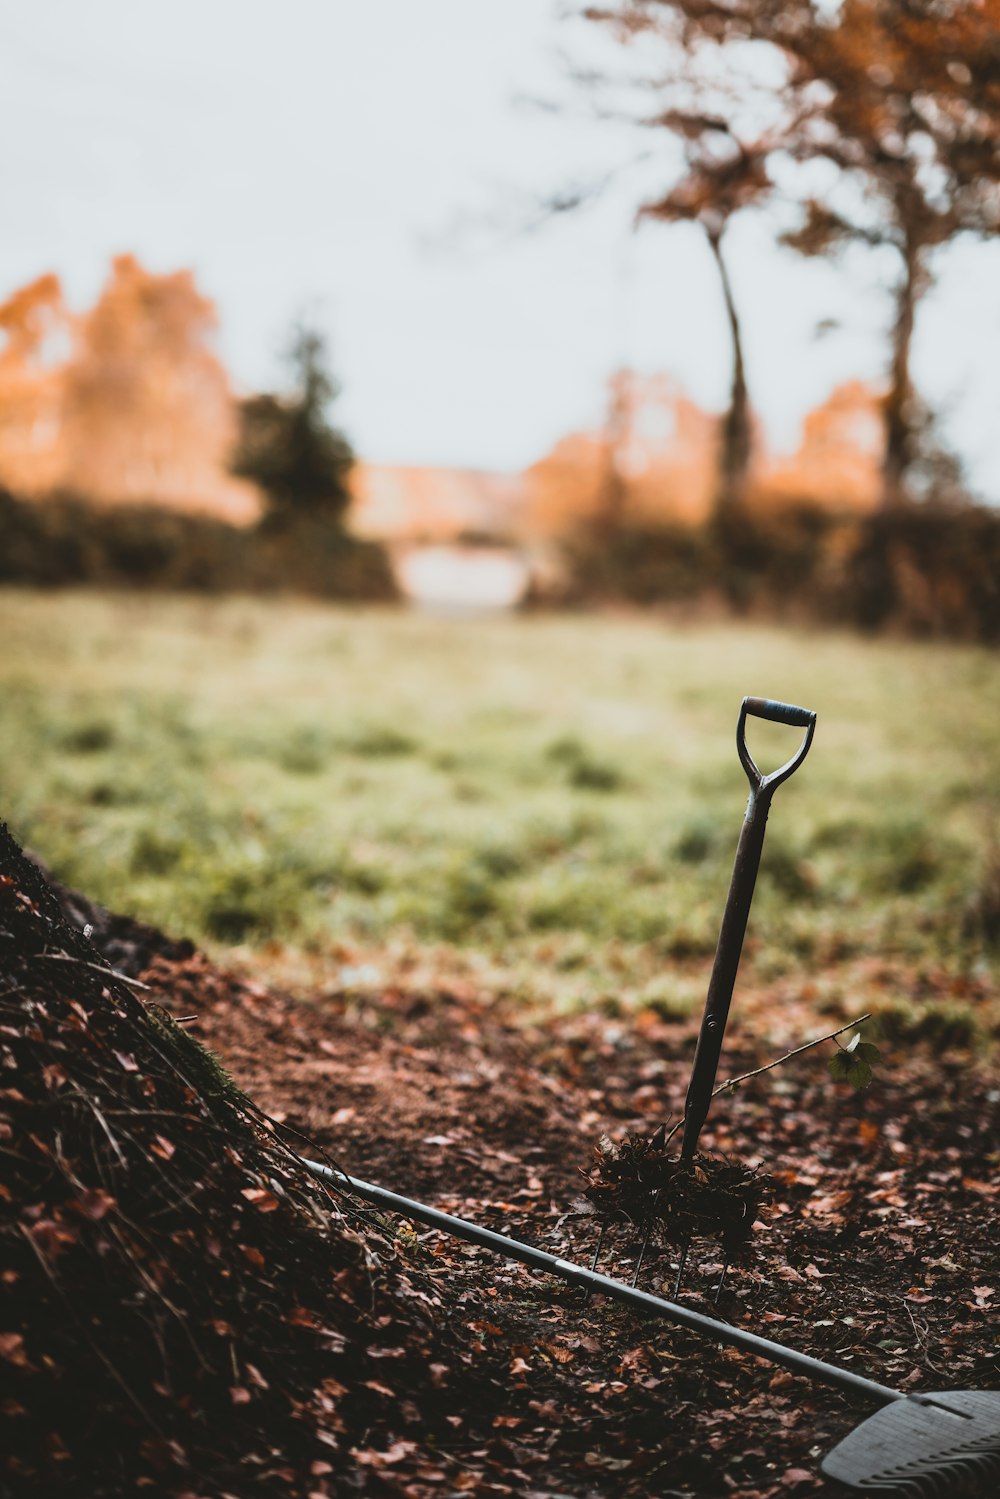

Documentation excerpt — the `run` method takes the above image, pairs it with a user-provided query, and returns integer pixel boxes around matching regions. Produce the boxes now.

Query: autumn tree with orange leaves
[0,256,252,518]
[586,0,1000,508]
[0,274,69,495]
[759,0,1000,506]
[60,255,237,508]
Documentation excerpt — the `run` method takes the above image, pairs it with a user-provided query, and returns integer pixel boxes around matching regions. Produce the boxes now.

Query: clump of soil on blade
[583,1128,770,1267]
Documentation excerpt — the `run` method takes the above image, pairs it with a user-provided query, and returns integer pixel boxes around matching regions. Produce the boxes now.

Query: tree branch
[39,951,152,992]
[713,1013,872,1096]
[659,1013,872,1149]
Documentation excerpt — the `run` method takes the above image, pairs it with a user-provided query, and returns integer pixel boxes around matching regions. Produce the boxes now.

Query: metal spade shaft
[302,1158,893,1403]
[680,697,816,1160]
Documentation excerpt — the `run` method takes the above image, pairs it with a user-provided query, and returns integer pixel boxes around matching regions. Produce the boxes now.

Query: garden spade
[299,698,1000,1492]
[679,695,817,1160]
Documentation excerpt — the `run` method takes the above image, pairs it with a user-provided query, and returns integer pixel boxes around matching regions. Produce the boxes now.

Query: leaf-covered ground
[19,866,996,1499]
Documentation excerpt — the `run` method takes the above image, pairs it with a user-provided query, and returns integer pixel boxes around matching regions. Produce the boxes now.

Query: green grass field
[2,589,998,1032]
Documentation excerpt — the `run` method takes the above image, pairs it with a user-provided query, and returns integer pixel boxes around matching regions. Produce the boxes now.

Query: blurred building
[349,466,530,609]
[351,464,526,542]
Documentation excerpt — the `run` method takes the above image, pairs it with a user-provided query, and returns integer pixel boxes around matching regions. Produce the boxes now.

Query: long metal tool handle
[679,697,816,1161]
[303,1158,897,1405]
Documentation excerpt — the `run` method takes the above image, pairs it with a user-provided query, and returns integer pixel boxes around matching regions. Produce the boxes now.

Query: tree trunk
[706,228,752,522]
[599,368,631,536]
[882,243,923,509]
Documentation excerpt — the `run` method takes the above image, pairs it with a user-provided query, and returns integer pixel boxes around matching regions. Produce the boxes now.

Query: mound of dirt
[25,856,198,974]
[0,824,492,1497]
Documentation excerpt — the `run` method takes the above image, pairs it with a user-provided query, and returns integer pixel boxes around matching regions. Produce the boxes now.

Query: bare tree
[640,115,772,516]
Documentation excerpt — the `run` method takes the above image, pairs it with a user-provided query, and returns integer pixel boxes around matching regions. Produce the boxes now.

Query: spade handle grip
[737,696,817,793]
[743,697,815,729]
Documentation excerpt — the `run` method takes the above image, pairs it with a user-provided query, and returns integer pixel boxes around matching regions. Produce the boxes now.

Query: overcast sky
[1,0,998,495]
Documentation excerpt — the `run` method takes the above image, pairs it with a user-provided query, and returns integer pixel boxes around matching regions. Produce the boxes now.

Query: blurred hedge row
[2,488,997,641]
[557,501,1000,642]
[0,490,398,602]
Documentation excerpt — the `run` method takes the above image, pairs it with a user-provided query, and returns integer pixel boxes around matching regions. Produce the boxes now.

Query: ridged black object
[822,1390,1000,1495]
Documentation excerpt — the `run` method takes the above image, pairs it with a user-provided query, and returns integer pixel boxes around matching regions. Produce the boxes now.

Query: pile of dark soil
[0,825,494,1497]
[5,829,999,1497]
